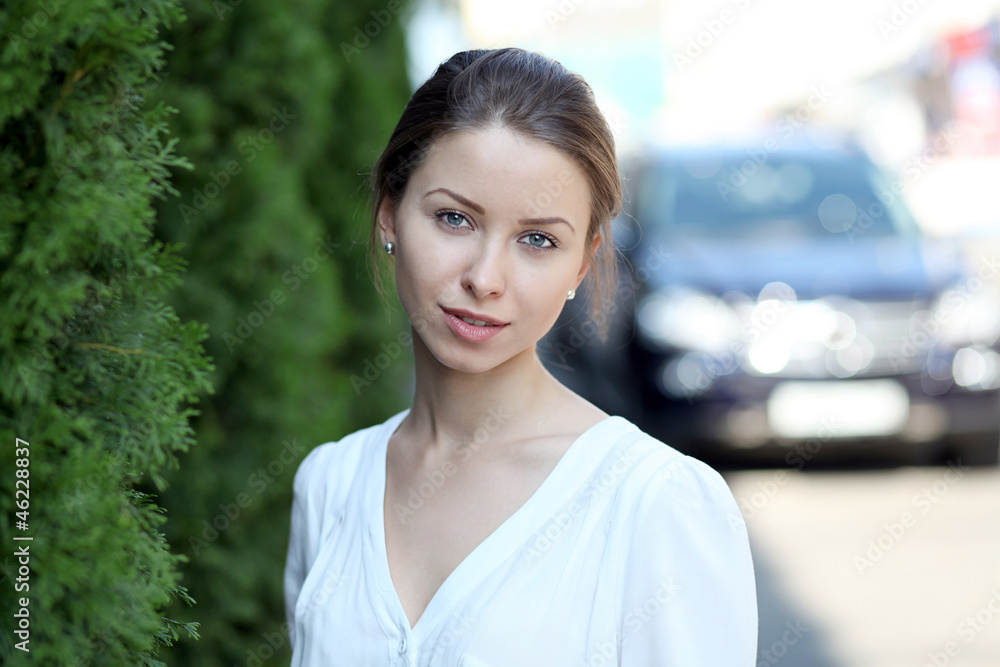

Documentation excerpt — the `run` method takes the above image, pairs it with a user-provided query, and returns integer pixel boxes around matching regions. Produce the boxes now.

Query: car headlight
[932,285,1000,348]
[637,288,739,354]
[953,345,1000,390]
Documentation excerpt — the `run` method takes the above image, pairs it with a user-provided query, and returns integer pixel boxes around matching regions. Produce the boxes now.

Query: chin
[429,344,508,375]
[424,332,537,376]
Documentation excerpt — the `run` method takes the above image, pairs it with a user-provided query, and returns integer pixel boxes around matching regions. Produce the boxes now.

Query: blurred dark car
[542,135,1000,467]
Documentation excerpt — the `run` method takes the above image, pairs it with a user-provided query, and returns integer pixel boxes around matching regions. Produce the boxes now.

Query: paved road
[724,465,1000,667]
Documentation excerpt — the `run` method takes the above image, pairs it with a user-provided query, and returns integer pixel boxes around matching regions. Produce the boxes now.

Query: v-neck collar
[365,408,628,640]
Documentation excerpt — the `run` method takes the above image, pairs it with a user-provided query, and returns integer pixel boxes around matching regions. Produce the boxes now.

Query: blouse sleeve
[283,446,322,646]
[619,454,757,666]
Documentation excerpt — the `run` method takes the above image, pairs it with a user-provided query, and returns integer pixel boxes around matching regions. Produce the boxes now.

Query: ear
[575,233,601,285]
[377,198,397,247]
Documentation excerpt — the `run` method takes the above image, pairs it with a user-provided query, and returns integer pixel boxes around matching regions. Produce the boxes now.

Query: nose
[461,240,506,299]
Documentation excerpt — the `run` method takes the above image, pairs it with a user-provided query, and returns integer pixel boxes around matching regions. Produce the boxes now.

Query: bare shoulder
[555,381,611,433]
[565,399,611,434]
[521,382,611,450]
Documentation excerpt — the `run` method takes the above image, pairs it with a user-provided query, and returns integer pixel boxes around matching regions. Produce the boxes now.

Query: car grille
[739,298,930,378]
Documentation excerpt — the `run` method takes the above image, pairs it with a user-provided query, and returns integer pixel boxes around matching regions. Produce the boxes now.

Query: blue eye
[439,211,468,227]
[523,232,556,250]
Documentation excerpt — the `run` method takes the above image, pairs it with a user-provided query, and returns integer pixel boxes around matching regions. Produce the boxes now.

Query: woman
[284,47,757,665]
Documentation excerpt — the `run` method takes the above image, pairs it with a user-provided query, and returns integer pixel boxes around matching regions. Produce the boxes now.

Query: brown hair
[368,47,622,339]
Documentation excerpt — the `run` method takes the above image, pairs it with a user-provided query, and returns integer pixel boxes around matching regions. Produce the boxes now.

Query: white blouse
[284,408,757,666]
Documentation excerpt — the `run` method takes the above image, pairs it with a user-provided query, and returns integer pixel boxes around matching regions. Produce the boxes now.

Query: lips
[440,306,509,342]
[440,307,509,327]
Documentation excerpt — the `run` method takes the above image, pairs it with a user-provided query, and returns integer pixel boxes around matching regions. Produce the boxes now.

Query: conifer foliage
[0,1,213,664]
[146,2,413,663]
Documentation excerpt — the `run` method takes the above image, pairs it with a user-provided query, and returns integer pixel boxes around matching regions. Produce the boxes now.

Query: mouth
[440,306,509,342]
[440,307,509,327]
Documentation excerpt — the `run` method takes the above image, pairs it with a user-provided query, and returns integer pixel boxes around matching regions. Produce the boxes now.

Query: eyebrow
[424,188,575,232]
[425,188,484,214]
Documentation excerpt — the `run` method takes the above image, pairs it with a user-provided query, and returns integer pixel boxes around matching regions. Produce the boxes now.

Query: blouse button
[398,636,407,653]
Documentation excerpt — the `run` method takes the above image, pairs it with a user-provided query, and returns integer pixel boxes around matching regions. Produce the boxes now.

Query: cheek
[393,232,463,322]
[508,269,570,323]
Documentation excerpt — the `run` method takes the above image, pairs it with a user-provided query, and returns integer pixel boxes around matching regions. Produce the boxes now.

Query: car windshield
[635,152,919,242]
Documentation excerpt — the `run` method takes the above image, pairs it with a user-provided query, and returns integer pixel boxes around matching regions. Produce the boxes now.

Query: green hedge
[148,1,413,664]
[0,1,213,664]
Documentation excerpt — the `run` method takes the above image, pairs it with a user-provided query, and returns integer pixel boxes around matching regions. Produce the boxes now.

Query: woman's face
[379,127,597,374]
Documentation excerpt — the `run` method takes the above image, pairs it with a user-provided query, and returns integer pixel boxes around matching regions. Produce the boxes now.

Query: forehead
[409,127,591,218]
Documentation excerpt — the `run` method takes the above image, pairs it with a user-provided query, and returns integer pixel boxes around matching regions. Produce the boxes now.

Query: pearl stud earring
[567,289,575,300]
[384,241,395,255]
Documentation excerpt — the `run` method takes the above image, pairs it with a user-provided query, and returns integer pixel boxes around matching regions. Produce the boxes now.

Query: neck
[401,329,560,460]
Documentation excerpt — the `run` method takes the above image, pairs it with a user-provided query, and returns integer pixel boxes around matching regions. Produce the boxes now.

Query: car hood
[634,236,964,301]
